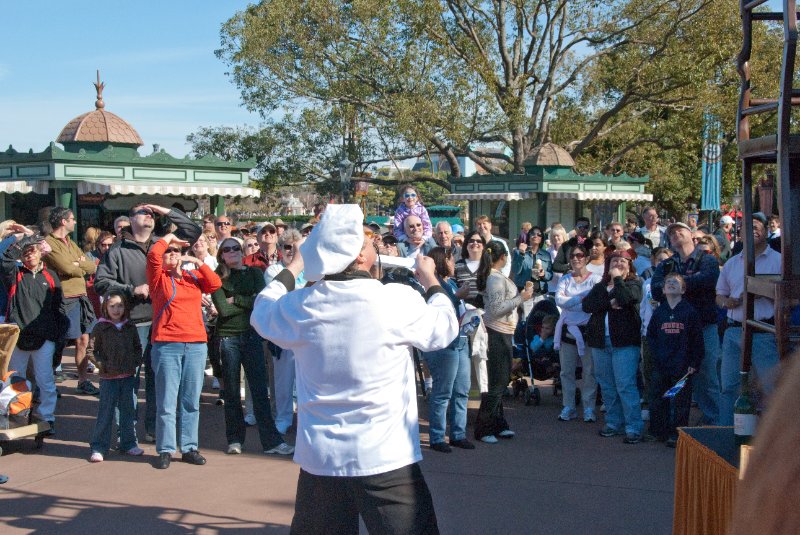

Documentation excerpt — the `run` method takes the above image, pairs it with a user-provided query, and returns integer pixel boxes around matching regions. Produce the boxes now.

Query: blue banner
[700,113,722,211]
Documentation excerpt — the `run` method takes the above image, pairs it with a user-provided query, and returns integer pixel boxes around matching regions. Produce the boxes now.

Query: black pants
[290,463,439,535]
[648,367,693,440]
[474,328,512,439]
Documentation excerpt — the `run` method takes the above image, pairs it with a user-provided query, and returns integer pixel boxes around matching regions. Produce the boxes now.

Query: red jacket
[147,240,222,343]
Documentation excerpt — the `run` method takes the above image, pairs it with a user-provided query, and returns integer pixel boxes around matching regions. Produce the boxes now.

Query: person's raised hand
[286,238,305,278]
[415,255,438,290]
[145,204,171,216]
[518,242,528,252]
[520,285,534,301]
[608,266,623,279]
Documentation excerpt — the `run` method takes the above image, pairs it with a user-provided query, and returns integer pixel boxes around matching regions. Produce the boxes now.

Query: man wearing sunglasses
[251,204,457,533]
[243,222,281,272]
[214,216,233,241]
[95,202,202,442]
[552,216,592,274]
[396,215,437,259]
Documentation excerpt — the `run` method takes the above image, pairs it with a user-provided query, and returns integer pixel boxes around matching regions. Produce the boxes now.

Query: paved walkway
[0,369,676,534]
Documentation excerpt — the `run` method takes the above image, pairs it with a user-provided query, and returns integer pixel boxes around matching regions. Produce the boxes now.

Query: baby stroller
[512,299,561,406]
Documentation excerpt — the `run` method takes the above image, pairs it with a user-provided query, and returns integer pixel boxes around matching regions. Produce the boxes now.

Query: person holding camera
[510,226,553,303]
[250,204,457,533]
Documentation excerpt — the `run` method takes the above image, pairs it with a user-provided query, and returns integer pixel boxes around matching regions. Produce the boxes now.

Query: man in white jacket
[251,204,458,534]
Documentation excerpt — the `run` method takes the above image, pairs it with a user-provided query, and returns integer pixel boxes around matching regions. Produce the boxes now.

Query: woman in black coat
[582,249,644,444]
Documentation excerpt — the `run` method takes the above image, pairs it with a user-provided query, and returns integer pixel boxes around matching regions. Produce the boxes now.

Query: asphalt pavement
[0,365,676,534]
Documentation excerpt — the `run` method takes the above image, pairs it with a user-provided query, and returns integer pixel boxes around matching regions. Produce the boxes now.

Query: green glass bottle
[734,371,757,446]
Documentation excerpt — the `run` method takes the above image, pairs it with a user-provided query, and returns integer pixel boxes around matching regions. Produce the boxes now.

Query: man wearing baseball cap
[651,220,721,425]
[714,215,735,263]
[244,222,280,272]
[251,204,457,533]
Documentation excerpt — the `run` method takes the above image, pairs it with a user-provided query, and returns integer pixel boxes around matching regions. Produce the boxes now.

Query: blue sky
[0,1,257,158]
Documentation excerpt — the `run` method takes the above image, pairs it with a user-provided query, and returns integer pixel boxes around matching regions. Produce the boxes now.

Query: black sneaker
[181,450,206,465]
[450,438,476,450]
[623,433,642,444]
[598,427,623,438]
[430,442,452,453]
[155,452,171,469]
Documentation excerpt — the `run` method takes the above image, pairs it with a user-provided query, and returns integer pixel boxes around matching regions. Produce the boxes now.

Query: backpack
[0,371,33,429]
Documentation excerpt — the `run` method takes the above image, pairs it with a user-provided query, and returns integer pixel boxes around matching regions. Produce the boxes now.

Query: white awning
[0,180,50,194]
[76,180,261,199]
[548,192,652,201]
[444,192,538,201]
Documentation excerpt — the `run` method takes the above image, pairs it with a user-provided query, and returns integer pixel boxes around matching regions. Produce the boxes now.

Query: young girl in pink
[393,184,433,241]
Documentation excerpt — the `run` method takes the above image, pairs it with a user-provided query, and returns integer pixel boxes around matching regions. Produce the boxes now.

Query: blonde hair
[202,232,218,256]
[83,227,101,253]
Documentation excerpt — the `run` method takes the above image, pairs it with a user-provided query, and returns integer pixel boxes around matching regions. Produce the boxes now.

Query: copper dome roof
[524,142,575,168]
[56,71,143,147]
[57,109,144,146]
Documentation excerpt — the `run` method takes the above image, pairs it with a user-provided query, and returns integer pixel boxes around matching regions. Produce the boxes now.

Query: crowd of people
[0,184,789,525]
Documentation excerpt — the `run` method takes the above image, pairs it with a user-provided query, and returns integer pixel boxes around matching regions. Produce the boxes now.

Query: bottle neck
[739,371,751,396]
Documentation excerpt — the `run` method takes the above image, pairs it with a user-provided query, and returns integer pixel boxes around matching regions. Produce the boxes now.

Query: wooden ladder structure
[737,0,800,365]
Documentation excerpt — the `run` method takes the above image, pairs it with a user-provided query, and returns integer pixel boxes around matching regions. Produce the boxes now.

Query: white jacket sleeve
[250,276,290,341]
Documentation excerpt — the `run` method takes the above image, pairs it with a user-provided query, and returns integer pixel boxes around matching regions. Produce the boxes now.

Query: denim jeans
[220,329,283,450]
[692,324,721,425]
[273,348,296,434]
[91,376,137,454]
[116,324,152,439]
[9,340,56,422]
[718,327,779,426]
[647,368,692,441]
[151,341,206,454]
[592,338,643,435]
[558,341,596,414]
[425,335,470,444]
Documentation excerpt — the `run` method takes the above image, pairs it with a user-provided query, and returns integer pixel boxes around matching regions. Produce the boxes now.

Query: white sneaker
[498,429,515,438]
[240,387,246,398]
[558,407,577,421]
[90,452,104,463]
[227,443,242,455]
[264,442,294,456]
[204,367,214,377]
[480,435,499,444]
[211,378,221,390]
[125,447,144,456]
[243,414,257,426]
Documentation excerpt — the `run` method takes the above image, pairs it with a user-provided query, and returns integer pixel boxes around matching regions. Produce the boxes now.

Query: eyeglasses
[216,221,231,227]
[570,253,586,259]
[261,227,276,235]
[245,242,259,248]
[575,223,589,230]
[529,232,542,237]
[403,193,417,198]
[99,242,113,249]
[611,228,623,233]
[132,209,154,217]
[363,229,375,239]
[221,245,242,253]
[467,239,483,245]
[165,247,182,254]
[408,223,423,228]
[282,244,294,251]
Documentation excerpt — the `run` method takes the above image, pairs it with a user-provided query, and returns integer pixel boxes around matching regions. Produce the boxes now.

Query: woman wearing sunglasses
[147,233,222,469]
[212,237,292,456]
[510,225,553,307]
[553,243,601,423]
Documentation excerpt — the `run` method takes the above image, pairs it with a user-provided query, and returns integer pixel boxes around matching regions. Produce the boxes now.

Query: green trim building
[444,143,651,239]
[0,74,258,231]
